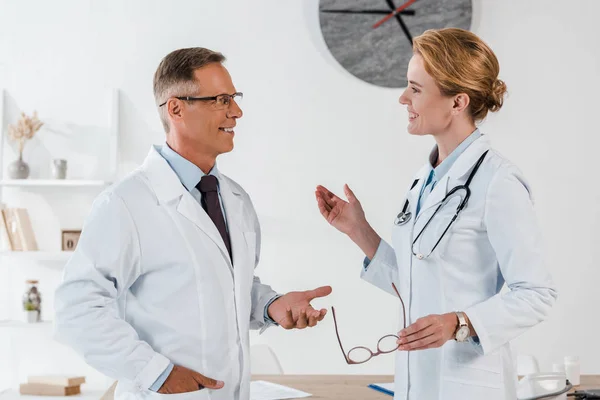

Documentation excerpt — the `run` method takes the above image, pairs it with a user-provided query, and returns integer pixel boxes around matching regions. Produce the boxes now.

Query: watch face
[319,0,473,88]
[456,326,470,342]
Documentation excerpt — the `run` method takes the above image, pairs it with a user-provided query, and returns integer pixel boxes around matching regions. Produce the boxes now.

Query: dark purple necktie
[197,175,232,261]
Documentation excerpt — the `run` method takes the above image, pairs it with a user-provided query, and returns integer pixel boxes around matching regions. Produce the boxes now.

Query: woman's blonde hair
[412,28,507,122]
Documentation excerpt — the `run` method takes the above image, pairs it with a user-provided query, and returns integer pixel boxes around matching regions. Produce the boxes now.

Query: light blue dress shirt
[364,129,482,271]
[415,129,482,216]
[149,143,279,391]
[158,143,228,228]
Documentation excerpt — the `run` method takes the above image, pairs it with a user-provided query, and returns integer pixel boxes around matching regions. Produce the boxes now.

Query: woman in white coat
[315,28,557,400]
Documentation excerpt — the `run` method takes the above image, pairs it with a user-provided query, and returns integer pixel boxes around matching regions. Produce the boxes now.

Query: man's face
[169,63,242,157]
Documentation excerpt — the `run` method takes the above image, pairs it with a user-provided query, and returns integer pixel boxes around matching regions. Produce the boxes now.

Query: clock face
[319,0,473,88]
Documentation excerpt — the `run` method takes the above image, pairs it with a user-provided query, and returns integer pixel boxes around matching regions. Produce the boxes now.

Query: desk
[2,375,598,400]
[0,390,106,400]
[570,376,600,394]
[252,375,600,399]
[252,375,390,399]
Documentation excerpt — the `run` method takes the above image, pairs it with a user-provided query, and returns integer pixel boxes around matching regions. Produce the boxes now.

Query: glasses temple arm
[331,307,351,364]
[391,283,407,330]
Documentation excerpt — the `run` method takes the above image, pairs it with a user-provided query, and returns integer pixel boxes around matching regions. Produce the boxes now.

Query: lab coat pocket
[433,209,481,258]
[143,389,211,400]
[442,342,503,390]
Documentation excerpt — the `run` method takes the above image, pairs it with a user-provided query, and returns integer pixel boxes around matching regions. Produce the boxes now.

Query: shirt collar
[157,143,219,192]
[427,128,482,183]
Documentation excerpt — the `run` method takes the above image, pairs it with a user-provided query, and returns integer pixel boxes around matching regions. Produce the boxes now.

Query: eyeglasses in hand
[332,282,406,365]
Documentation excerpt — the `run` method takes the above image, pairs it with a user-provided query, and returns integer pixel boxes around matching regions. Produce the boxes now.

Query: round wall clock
[319,0,473,88]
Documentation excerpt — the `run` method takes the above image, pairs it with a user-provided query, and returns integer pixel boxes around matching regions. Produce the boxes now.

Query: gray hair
[153,47,226,132]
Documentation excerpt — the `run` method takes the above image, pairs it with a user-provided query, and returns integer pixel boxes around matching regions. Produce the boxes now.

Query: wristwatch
[454,312,470,342]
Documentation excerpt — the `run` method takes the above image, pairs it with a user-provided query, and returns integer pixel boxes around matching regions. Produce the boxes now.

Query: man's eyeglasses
[158,92,243,110]
[332,283,406,365]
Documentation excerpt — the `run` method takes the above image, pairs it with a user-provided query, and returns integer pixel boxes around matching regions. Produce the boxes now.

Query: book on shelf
[19,383,81,396]
[28,375,86,386]
[2,207,38,251]
[0,203,13,251]
[20,375,86,396]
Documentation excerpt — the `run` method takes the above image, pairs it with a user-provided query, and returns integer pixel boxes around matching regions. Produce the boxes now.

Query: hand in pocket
[158,365,224,394]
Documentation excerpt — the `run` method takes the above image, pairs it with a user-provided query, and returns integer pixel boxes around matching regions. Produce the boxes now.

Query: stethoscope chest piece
[394,211,412,226]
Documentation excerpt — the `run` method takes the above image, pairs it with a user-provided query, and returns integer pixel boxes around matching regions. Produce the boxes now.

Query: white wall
[0,0,599,388]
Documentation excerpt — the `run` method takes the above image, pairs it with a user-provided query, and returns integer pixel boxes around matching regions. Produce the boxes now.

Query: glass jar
[23,279,42,322]
[565,356,580,386]
[51,159,67,179]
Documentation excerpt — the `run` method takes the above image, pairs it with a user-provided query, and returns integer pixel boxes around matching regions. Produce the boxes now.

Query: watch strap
[456,312,467,328]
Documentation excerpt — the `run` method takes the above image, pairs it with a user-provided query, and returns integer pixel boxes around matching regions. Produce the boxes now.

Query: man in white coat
[54,47,332,400]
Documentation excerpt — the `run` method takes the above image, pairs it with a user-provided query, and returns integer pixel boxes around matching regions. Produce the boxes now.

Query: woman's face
[399,54,455,136]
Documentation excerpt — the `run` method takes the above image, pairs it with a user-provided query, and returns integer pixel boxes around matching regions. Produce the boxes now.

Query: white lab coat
[54,146,278,400]
[361,135,557,400]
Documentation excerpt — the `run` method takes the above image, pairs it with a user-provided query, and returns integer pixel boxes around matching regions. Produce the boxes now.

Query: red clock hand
[372,0,417,29]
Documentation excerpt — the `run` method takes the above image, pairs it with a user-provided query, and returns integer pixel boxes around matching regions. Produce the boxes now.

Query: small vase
[51,159,67,179]
[8,154,30,179]
[24,310,39,323]
[23,280,41,322]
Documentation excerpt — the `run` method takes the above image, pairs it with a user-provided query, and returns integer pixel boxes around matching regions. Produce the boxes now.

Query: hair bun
[487,79,507,112]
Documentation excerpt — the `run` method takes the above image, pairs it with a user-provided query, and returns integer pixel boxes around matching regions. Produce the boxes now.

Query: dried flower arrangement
[7,111,43,159]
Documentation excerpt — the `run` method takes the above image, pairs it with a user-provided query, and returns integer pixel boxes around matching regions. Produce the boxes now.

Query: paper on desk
[250,380,312,400]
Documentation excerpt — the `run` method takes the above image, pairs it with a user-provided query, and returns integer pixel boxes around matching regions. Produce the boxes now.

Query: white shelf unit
[0,87,120,316]
[0,180,111,188]
[0,389,106,400]
[0,320,53,329]
[0,90,119,395]
[0,389,107,400]
[0,251,73,263]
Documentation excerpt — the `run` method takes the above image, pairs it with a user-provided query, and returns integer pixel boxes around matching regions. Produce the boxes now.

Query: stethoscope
[394,150,489,260]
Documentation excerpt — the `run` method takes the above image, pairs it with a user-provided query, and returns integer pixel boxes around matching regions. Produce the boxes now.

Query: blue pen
[368,384,394,397]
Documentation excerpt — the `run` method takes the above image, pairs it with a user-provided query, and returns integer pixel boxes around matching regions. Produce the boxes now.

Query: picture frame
[61,230,81,251]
